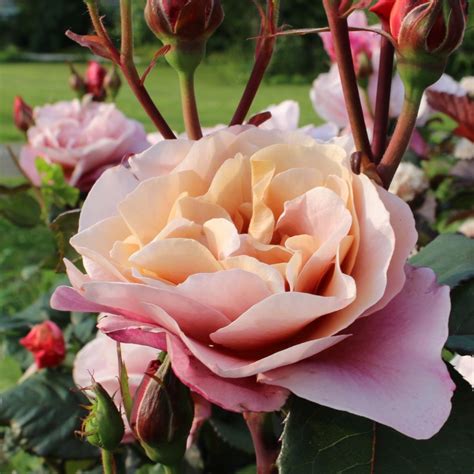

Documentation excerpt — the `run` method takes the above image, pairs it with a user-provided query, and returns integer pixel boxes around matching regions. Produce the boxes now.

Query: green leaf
[0,192,41,228]
[0,369,98,459]
[0,357,22,392]
[49,209,81,271]
[36,160,79,214]
[410,234,474,287]
[278,369,473,473]
[209,409,254,454]
[445,280,474,355]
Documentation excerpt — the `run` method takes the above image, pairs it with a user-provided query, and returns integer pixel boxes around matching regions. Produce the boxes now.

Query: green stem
[322,2,373,166]
[178,72,202,140]
[101,449,116,474]
[377,94,422,188]
[119,0,134,67]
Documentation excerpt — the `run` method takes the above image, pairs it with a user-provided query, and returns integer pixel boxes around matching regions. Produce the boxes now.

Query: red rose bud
[80,381,125,451]
[104,66,122,100]
[68,63,86,97]
[371,0,468,96]
[20,321,65,369]
[145,0,224,74]
[13,96,34,133]
[131,357,194,465]
[86,61,107,101]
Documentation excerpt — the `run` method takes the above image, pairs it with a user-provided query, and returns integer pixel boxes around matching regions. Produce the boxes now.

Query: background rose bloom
[53,126,453,439]
[20,99,149,191]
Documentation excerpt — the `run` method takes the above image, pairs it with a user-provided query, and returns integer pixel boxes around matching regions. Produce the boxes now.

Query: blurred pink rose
[19,99,149,192]
[73,330,159,442]
[54,127,453,439]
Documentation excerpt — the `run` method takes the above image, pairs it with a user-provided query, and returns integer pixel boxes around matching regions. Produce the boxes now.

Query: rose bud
[104,66,122,100]
[145,0,224,74]
[131,357,194,465]
[371,0,468,95]
[13,96,34,133]
[80,381,125,451]
[68,63,86,98]
[85,61,107,101]
[20,321,65,369]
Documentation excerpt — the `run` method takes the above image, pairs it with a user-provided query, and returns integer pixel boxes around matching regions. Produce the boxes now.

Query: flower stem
[230,1,279,126]
[321,2,373,167]
[244,412,277,474]
[101,449,116,474]
[377,94,422,188]
[371,34,395,164]
[178,72,202,140]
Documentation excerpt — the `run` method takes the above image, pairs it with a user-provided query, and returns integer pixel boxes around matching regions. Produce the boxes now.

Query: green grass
[0,61,321,143]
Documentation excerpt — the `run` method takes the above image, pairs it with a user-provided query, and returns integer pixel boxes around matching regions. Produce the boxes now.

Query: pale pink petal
[166,334,289,413]
[260,266,454,440]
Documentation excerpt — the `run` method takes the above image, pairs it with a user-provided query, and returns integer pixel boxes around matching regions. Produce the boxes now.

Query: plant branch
[101,449,116,474]
[377,94,422,188]
[230,1,280,126]
[244,412,277,474]
[322,2,374,168]
[178,72,202,140]
[371,33,395,163]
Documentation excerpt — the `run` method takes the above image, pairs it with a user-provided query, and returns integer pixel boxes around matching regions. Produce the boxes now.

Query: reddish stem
[371,34,395,164]
[377,95,421,188]
[244,412,277,474]
[322,2,373,166]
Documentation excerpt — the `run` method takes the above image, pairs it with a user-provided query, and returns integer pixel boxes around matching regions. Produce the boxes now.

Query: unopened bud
[68,63,86,97]
[80,381,125,451]
[145,0,224,74]
[13,96,34,133]
[104,67,122,100]
[131,357,194,465]
[86,61,107,101]
[371,0,468,98]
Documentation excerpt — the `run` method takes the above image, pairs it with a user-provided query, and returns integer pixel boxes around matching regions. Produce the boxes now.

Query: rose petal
[260,266,454,440]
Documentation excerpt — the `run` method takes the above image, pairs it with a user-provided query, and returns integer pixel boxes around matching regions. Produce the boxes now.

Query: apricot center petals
[129,238,222,285]
[171,196,232,224]
[118,170,207,245]
[210,291,354,351]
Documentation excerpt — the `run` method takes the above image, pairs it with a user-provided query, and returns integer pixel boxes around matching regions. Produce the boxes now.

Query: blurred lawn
[0,62,321,143]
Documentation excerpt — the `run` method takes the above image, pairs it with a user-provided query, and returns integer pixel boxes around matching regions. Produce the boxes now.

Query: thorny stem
[101,449,116,474]
[178,72,203,140]
[377,94,422,188]
[244,412,277,474]
[371,33,395,164]
[230,1,280,126]
[322,2,374,168]
[86,0,175,138]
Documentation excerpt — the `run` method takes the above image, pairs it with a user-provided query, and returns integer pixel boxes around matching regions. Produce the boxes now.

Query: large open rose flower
[53,126,453,439]
[20,99,149,191]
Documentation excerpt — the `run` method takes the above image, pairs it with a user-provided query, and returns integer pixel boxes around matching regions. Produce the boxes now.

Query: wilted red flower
[20,321,66,369]
[86,61,107,101]
[145,0,224,42]
[13,96,34,133]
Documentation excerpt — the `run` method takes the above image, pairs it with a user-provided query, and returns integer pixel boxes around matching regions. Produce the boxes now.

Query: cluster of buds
[20,321,65,369]
[69,61,122,101]
[371,0,468,99]
[145,0,224,74]
[131,357,194,466]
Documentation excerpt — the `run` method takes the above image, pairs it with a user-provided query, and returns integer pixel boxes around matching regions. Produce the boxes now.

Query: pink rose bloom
[73,330,159,442]
[20,99,149,192]
[53,127,453,439]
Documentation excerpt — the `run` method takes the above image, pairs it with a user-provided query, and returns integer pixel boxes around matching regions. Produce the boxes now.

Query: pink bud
[86,61,107,101]
[20,321,66,369]
[13,96,34,132]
